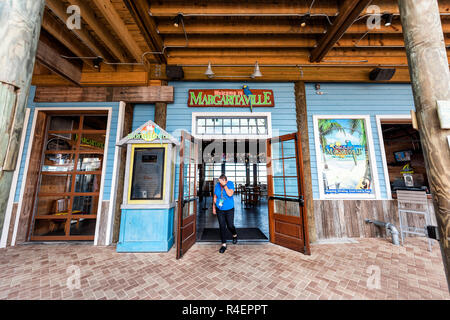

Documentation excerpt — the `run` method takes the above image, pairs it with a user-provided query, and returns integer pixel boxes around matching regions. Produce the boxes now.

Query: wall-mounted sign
[127,123,171,142]
[437,100,450,129]
[188,89,274,107]
[315,118,375,196]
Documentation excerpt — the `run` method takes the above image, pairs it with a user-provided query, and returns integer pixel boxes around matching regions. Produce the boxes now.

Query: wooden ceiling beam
[310,0,374,62]
[91,0,145,63]
[123,0,167,64]
[45,0,113,62]
[157,18,450,34]
[180,65,412,82]
[33,86,174,103]
[66,0,129,63]
[41,10,100,71]
[149,0,450,16]
[164,34,450,48]
[36,40,82,86]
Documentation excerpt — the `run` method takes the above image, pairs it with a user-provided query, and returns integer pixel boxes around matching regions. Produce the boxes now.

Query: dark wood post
[399,0,450,289]
[295,81,317,243]
[154,81,168,129]
[0,1,46,238]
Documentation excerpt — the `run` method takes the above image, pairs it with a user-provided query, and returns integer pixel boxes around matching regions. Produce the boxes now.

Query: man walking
[213,174,238,253]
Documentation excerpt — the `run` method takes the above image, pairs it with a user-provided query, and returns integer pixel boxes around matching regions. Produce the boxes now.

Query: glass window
[130,148,165,200]
[196,116,268,136]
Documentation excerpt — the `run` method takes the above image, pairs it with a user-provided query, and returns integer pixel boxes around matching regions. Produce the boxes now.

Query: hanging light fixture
[173,13,183,27]
[251,61,263,78]
[299,13,311,28]
[93,56,103,69]
[381,13,393,27]
[204,61,215,78]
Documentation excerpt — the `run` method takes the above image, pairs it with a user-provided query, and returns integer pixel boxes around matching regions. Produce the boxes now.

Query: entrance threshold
[21,241,94,246]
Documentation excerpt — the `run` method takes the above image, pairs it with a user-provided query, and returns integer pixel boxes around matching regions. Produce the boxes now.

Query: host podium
[116,120,178,252]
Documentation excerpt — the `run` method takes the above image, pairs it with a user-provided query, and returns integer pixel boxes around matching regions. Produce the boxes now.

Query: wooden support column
[399,0,450,289]
[154,81,168,129]
[0,0,45,240]
[112,103,134,243]
[295,81,316,243]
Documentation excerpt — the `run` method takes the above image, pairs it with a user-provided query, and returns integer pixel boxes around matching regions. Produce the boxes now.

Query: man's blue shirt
[214,181,235,211]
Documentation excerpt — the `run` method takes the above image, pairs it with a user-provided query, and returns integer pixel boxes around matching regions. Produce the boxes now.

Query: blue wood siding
[168,82,298,199]
[14,86,120,202]
[131,104,155,132]
[305,83,415,200]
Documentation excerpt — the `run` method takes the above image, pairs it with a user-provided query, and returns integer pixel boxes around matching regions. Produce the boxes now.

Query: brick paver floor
[0,238,448,300]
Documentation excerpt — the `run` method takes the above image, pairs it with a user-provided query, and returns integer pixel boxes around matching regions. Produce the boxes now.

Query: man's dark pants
[216,207,237,244]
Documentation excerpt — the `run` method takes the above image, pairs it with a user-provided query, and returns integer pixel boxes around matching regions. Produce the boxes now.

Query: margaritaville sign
[188,89,275,107]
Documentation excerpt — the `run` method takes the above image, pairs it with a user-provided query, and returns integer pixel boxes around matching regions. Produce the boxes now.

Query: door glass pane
[42,153,75,172]
[77,154,103,171]
[49,116,80,131]
[72,196,98,215]
[70,218,96,236]
[282,139,296,158]
[74,174,101,193]
[36,196,70,216]
[284,159,297,176]
[45,134,77,152]
[33,219,67,236]
[39,174,72,194]
[285,177,299,197]
[79,133,106,152]
[271,159,284,176]
[273,177,285,195]
[83,116,108,130]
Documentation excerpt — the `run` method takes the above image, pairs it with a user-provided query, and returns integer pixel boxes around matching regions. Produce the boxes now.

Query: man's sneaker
[232,235,238,244]
[219,245,227,253]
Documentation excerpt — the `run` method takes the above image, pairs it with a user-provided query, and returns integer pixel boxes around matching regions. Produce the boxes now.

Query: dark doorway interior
[196,139,269,242]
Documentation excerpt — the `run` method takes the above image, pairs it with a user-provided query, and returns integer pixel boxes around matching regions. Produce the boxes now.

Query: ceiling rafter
[310,0,374,62]
[66,0,130,63]
[123,0,167,64]
[91,0,146,63]
[45,0,114,62]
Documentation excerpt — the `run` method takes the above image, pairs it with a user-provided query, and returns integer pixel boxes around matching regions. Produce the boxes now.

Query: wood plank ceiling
[32,0,450,85]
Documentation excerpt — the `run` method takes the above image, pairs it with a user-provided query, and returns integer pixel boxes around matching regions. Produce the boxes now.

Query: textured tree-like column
[399,0,450,290]
[0,1,46,240]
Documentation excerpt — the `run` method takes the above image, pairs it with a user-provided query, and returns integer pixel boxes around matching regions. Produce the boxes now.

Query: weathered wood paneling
[16,111,47,243]
[314,199,437,240]
[34,86,174,103]
[96,200,110,245]
[7,203,18,247]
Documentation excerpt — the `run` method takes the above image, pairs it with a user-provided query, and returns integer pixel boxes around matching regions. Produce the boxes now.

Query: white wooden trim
[12,109,38,246]
[12,106,112,246]
[191,112,273,140]
[94,108,112,246]
[313,115,381,200]
[0,109,30,248]
[375,114,412,201]
[105,101,125,246]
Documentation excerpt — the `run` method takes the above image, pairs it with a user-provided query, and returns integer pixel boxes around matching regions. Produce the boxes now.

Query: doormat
[199,228,268,241]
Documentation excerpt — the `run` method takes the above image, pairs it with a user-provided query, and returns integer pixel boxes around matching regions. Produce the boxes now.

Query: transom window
[196,116,268,136]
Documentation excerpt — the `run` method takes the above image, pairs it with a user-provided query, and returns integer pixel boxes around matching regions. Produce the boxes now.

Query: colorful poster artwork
[317,118,373,195]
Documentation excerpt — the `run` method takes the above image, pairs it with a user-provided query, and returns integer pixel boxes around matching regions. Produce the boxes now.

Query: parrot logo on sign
[243,85,253,112]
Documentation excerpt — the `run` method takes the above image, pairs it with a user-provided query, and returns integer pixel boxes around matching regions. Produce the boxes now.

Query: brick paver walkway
[0,238,448,300]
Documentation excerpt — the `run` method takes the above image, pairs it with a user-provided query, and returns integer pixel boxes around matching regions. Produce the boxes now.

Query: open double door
[176,131,310,259]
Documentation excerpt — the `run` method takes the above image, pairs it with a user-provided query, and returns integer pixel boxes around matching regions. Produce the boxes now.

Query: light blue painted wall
[131,104,155,131]
[14,86,120,202]
[305,83,415,200]
[168,82,298,199]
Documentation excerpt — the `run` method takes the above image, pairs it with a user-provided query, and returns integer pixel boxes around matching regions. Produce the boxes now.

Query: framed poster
[313,115,380,199]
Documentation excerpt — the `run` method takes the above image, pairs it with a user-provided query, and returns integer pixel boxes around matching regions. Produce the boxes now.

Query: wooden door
[30,113,108,241]
[266,132,310,254]
[176,131,199,259]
